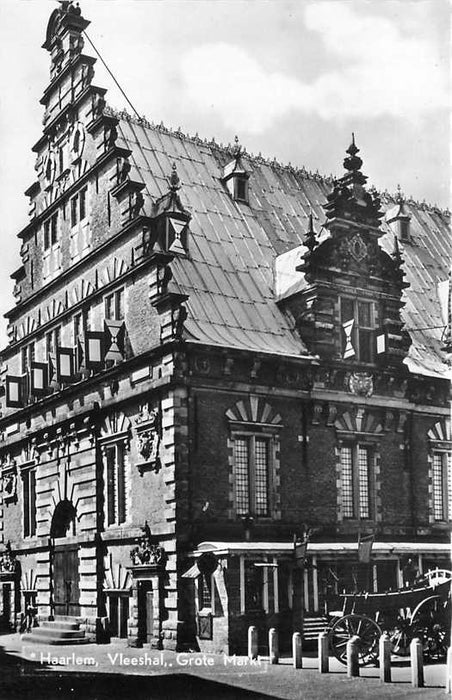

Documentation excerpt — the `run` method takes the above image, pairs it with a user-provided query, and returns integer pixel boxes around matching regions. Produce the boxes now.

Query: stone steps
[22,618,89,646]
[302,615,329,642]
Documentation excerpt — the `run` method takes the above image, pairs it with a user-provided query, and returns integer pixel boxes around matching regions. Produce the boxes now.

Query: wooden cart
[327,569,451,666]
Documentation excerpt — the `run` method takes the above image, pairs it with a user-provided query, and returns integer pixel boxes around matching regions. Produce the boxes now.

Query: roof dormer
[152,164,191,255]
[386,186,411,243]
[221,136,250,204]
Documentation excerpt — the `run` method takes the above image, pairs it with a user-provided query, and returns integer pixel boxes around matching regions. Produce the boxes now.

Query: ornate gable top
[43,2,89,51]
[324,135,383,229]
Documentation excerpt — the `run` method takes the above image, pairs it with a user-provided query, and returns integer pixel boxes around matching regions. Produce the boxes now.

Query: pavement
[0,632,449,700]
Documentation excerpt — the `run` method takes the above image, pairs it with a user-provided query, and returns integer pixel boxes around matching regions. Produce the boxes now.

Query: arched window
[226,396,282,519]
[99,413,131,528]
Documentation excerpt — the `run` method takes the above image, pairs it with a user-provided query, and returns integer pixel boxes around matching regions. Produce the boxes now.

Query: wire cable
[83,31,141,119]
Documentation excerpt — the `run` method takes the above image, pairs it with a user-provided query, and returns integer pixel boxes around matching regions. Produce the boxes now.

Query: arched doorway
[50,501,80,617]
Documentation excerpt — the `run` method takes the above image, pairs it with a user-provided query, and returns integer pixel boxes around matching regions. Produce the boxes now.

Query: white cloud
[181,43,309,134]
[180,3,448,134]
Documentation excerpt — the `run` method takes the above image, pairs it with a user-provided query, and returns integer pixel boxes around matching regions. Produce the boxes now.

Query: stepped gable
[105,108,451,374]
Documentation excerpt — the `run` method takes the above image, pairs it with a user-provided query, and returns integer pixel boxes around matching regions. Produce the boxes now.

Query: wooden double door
[53,545,81,617]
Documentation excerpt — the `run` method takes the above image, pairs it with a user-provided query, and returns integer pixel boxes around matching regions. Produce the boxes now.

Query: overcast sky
[0,0,449,347]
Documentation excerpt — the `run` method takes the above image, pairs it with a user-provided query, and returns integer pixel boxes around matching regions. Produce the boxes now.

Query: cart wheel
[390,608,413,656]
[412,596,450,662]
[329,614,382,666]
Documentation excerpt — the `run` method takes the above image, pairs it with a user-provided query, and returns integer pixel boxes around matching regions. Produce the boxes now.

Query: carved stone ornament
[2,459,17,503]
[346,372,374,398]
[348,233,367,262]
[0,542,18,575]
[135,406,161,475]
[130,523,167,568]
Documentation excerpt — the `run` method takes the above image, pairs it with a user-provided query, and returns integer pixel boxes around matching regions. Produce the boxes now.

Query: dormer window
[340,297,375,363]
[231,176,248,203]
[387,186,411,243]
[399,219,410,242]
[221,136,250,204]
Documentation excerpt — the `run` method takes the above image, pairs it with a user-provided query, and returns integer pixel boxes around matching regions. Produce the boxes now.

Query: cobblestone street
[0,633,448,699]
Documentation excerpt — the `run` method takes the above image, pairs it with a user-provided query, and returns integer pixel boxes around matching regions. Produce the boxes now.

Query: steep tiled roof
[112,109,451,377]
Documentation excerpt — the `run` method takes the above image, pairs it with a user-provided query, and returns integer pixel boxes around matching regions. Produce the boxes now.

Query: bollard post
[269,627,279,665]
[248,625,258,660]
[446,646,452,694]
[346,635,360,677]
[318,631,329,673]
[410,637,424,688]
[379,631,391,683]
[292,632,302,669]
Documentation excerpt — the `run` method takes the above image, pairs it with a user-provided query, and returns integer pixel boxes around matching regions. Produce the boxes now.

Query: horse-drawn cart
[327,569,451,666]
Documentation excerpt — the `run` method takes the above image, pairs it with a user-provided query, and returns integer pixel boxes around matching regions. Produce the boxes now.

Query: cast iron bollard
[269,627,279,665]
[410,637,424,688]
[379,631,392,683]
[292,632,302,669]
[346,635,360,677]
[318,631,329,673]
[248,625,258,660]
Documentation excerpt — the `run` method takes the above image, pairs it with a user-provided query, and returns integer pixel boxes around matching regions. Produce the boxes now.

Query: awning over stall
[190,541,450,558]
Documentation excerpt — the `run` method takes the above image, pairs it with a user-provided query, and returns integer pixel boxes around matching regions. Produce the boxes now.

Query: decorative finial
[396,184,404,204]
[343,133,362,172]
[168,162,181,192]
[232,135,242,158]
[304,208,317,253]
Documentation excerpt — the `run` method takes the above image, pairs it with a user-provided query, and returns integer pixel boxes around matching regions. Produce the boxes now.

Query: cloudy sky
[0,0,449,346]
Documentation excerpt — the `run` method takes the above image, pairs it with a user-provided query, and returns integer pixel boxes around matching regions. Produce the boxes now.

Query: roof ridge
[104,104,335,185]
[105,104,450,215]
[379,190,450,216]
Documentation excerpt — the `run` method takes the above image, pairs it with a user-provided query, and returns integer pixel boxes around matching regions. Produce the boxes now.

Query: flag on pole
[294,537,309,569]
[358,533,374,563]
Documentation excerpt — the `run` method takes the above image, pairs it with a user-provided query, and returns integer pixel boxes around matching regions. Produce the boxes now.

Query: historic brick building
[0,3,450,654]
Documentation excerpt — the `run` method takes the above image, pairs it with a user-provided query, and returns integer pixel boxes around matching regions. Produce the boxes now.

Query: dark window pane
[79,188,86,220]
[341,446,354,518]
[341,298,354,323]
[71,196,78,227]
[116,290,124,320]
[244,560,262,611]
[358,446,370,519]
[117,445,126,525]
[359,329,373,363]
[358,302,371,327]
[44,222,50,250]
[105,295,113,320]
[254,438,269,516]
[106,447,116,526]
[234,438,250,516]
[51,213,58,245]
[30,471,36,536]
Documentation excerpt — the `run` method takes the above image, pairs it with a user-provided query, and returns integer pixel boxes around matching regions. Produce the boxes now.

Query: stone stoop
[22,618,90,645]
